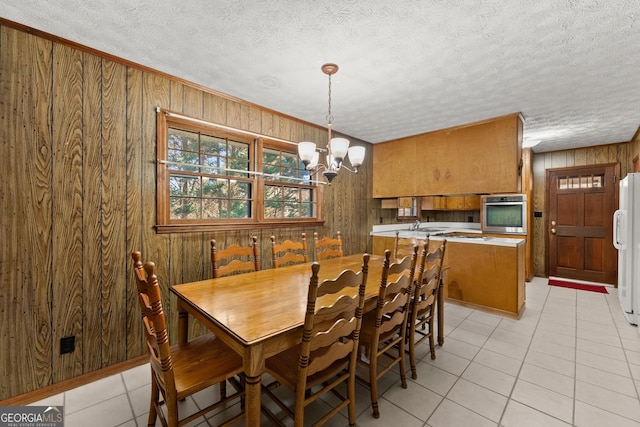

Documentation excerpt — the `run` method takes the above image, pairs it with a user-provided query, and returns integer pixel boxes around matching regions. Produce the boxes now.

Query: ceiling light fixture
[297,63,365,184]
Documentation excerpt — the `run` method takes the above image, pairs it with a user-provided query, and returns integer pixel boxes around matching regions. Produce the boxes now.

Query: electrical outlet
[60,335,75,354]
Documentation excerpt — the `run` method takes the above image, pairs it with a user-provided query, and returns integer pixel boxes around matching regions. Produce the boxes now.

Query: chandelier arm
[337,165,359,174]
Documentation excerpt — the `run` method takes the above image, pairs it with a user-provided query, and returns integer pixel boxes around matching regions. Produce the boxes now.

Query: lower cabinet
[444,240,525,315]
[372,236,525,316]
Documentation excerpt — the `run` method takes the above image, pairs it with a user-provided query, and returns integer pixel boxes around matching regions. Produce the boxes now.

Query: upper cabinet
[373,113,524,198]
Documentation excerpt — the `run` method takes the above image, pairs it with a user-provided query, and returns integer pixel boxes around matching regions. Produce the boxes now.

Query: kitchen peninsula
[371,222,526,316]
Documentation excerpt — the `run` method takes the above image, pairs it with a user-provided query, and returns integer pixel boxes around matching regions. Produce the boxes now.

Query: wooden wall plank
[0,27,54,397]
[100,59,128,366]
[141,73,171,343]
[51,43,84,381]
[82,52,104,372]
[124,66,144,357]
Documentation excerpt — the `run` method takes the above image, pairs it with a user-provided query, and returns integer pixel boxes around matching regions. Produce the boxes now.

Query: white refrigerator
[614,172,640,325]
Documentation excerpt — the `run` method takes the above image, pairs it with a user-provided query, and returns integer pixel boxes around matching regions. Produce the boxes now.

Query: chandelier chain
[326,73,334,125]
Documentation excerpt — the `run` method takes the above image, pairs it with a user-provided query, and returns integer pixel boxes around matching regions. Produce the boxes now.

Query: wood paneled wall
[530,143,630,277]
[0,23,377,400]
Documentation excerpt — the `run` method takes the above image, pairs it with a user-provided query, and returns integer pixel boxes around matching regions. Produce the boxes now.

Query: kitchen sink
[414,228,445,234]
[440,232,491,240]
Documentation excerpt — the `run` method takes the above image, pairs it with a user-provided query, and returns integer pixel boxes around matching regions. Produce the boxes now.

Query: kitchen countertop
[371,222,525,247]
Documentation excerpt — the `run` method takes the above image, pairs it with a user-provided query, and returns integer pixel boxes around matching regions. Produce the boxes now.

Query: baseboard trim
[0,355,148,406]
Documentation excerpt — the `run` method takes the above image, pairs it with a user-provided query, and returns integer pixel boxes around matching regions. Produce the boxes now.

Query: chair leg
[429,319,437,360]
[219,380,227,399]
[409,326,418,380]
[148,380,159,427]
[348,368,357,427]
[398,340,408,389]
[166,397,179,427]
[369,350,380,418]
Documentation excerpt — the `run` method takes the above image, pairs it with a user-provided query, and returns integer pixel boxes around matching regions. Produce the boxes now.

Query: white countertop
[371,222,525,247]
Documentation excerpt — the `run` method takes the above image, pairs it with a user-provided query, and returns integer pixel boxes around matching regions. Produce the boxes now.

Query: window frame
[156,109,324,233]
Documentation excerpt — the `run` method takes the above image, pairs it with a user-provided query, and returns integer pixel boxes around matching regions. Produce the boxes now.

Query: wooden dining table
[170,252,445,426]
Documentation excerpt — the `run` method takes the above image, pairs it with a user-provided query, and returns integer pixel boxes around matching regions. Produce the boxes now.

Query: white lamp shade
[347,145,365,167]
[330,137,350,159]
[307,151,319,169]
[298,141,317,162]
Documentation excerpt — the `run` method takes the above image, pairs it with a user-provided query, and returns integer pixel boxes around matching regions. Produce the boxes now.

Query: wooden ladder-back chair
[211,235,260,278]
[270,233,309,268]
[408,240,447,379]
[131,251,245,427]
[358,246,418,418]
[263,254,370,427]
[313,231,343,261]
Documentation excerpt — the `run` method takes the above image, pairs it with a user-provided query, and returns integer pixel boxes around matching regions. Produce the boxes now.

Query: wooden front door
[547,164,618,285]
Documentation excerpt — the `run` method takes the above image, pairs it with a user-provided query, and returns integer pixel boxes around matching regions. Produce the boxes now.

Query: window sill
[156,220,325,234]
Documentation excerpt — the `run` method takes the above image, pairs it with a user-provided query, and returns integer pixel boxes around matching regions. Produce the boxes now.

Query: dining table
[170,252,445,426]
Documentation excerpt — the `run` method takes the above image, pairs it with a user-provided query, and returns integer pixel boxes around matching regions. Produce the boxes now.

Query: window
[156,110,322,232]
[557,174,604,189]
[263,148,316,219]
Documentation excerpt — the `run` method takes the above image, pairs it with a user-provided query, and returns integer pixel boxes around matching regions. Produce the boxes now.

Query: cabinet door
[373,138,417,198]
[421,196,447,210]
[464,196,481,210]
[446,196,465,210]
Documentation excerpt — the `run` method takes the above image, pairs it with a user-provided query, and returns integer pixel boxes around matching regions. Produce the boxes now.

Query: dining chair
[407,239,447,379]
[313,230,343,260]
[211,235,260,278]
[131,251,245,427]
[357,246,418,418]
[270,233,309,268]
[262,254,370,427]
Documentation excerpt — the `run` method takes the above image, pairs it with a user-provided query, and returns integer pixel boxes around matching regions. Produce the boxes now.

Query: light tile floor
[29,277,640,426]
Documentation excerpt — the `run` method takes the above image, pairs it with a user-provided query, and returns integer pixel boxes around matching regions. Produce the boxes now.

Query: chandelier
[297,63,365,184]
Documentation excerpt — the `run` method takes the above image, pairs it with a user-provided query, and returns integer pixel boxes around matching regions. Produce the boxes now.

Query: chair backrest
[313,231,343,261]
[271,233,309,268]
[412,240,447,321]
[131,251,176,398]
[211,236,260,278]
[394,231,427,260]
[298,253,369,387]
[373,246,418,341]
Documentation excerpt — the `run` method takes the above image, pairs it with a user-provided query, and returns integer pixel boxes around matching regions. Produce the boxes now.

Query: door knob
[551,228,556,234]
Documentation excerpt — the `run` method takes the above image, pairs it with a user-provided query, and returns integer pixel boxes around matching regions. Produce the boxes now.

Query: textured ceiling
[1,0,639,152]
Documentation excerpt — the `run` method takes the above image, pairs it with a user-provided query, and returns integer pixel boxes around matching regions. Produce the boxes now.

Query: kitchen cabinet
[373,113,523,198]
[444,240,525,315]
[420,195,480,211]
[380,199,398,209]
[420,196,447,210]
[373,136,418,197]
[372,235,525,315]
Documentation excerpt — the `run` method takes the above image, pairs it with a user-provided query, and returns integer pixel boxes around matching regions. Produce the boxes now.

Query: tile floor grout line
[494,281,550,427]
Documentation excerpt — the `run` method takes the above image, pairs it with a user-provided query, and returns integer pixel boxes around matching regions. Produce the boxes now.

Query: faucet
[412,219,421,231]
